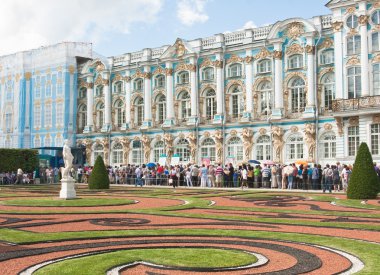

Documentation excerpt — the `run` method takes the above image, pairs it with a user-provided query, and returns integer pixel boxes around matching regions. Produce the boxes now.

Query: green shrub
[347,143,380,199]
[0,149,39,172]
[88,156,110,189]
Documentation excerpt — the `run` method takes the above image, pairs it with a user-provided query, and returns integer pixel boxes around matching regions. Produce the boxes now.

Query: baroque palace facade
[2,0,380,167]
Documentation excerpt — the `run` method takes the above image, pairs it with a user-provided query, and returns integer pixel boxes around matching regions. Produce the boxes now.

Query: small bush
[347,143,380,199]
[88,156,110,189]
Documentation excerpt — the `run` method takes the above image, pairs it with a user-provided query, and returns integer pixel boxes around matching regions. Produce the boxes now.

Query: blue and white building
[2,0,380,167]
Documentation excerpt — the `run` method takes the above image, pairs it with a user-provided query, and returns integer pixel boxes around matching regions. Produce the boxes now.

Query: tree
[347,143,380,199]
[0,149,38,172]
[88,156,110,189]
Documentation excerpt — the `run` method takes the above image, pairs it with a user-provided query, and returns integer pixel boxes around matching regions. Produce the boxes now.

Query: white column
[306,43,315,107]
[102,72,111,131]
[123,71,131,129]
[143,66,152,124]
[245,50,253,115]
[272,42,283,119]
[333,21,344,99]
[215,54,224,116]
[68,68,75,140]
[190,57,198,118]
[165,62,174,119]
[359,15,370,96]
[24,72,31,148]
[85,75,94,133]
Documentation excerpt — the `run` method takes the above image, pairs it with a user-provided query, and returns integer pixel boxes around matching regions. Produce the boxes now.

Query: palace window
[177,71,190,85]
[134,78,143,91]
[371,124,380,155]
[179,91,191,121]
[322,73,335,110]
[374,64,380,95]
[156,95,166,124]
[56,102,64,126]
[346,14,358,29]
[46,75,52,97]
[94,143,104,163]
[153,141,165,163]
[347,35,361,55]
[205,89,216,120]
[288,54,303,69]
[259,81,272,115]
[96,102,105,129]
[4,138,11,148]
[347,67,361,98]
[57,72,63,95]
[227,137,243,163]
[134,97,144,126]
[34,105,41,128]
[201,138,216,163]
[348,126,360,156]
[286,134,304,160]
[320,49,334,65]
[256,135,271,161]
[114,81,123,93]
[34,136,41,148]
[154,75,165,88]
[290,77,306,113]
[55,135,63,147]
[372,32,380,52]
[132,140,143,165]
[79,87,87,98]
[228,63,242,77]
[44,135,52,147]
[95,85,104,97]
[371,10,380,25]
[5,112,12,133]
[319,133,336,159]
[114,100,125,128]
[45,102,52,127]
[175,139,190,162]
[231,87,244,118]
[112,143,123,165]
[257,59,272,74]
[78,104,87,131]
[202,67,214,81]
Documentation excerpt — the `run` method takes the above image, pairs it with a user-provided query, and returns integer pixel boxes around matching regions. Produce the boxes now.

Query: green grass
[0,197,135,207]
[34,248,257,275]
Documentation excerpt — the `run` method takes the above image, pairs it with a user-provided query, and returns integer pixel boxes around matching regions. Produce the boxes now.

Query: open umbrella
[248,160,261,164]
[146,162,156,168]
[263,160,275,165]
[295,160,308,166]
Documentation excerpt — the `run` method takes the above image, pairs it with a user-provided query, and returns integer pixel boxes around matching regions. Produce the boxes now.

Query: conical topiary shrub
[89,156,110,189]
[347,142,380,199]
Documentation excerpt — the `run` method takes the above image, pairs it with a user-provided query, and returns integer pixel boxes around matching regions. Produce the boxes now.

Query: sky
[0,0,331,57]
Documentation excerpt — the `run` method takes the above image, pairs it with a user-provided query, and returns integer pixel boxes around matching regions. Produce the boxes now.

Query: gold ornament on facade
[230,130,238,136]
[358,15,369,25]
[349,116,359,126]
[373,54,380,64]
[290,126,299,133]
[324,123,333,131]
[242,128,253,161]
[286,22,304,39]
[332,21,343,32]
[94,75,104,86]
[112,73,123,83]
[347,56,360,66]
[165,68,173,76]
[152,66,165,76]
[254,48,272,60]
[68,65,75,75]
[175,62,196,72]
[347,28,358,36]
[346,6,356,14]
[15,73,20,82]
[94,61,105,72]
[225,79,245,93]
[214,60,223,68]
[318,37,334,49]
[24,72,32,80]
[143,72,152,79]
[259,128,267,135]
[141,135,151,163]
[244,56,254,64]
[164,133,174,164]
[187,132,197,163]
[374,2,380,9]
[304,124,316,162]
[203,131,210,138]
[284,72,307,89]
[175,39,186,58]
[286,43,304,55]
[226,54,244,64]
[200,58,214,68]
[213,130,223,163]
[372,114,380,124]
[305,45,315,54]
[318,67,334,82]
[273,50,283,60]
[200,83,216,95]
[335,117,343,136]
[123,76,131,82]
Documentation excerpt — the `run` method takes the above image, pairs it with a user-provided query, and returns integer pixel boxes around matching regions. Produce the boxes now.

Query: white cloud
[177,0,209,26]
[238,20,257,31]
[0,0,163,56]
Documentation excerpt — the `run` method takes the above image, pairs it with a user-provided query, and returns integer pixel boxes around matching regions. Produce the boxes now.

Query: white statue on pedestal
[60,139,76,199]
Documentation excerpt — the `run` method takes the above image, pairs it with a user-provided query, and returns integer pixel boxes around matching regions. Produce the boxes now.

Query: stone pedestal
[60,178,76,199]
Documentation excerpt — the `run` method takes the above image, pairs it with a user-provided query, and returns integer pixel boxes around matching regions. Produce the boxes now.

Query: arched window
[201,138,216,163]
[134,97,144,126]
[175,139,190,162]
[231,86,244,118]
[227,137,243,163]
[154,75,165,88]
[96,102,104,129]
[4,108,12,132]
[134,78,143,91]
[374,64,380,95]
[153,141,164,162]
[320,49,334,65]
[319,133,336,159]
[202,67,214,81]
[56,102,64,126]
[371,10,380,25]
[372,32,380,52]
[112,143,123,165]
[258,81,272,115]
[286,134,304,160]
[114,81,123,93]
[96,85,103,97]
[347,35,361,55]
[34,136,41,148]
[78,104,87,131]
[322,73,335,110]
[205,89,216,120]
[288,54,303,69]
[179,91,191,121]
[79,87,87,98]
[346,14,358,29]
[44,135,52,147]
[228,63,242,77]
[55,135,63,147]
[132,140,143,165]
[347,67,361,98]
[290,78,306,113]
[114,100,125,128]
[257,59,271,74]
[348,126,360,156]
[371,124,380,155]
[34,105,41,128]
[94,143,104,163]
[177,71,189,84]
[45,102,52,127]
[156,95,166,124]
[256,135,271,161]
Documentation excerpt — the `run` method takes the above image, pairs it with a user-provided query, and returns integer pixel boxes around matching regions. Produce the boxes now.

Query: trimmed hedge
[88,156,110,189]
[0,149,39,172]
[347,143,380,199]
